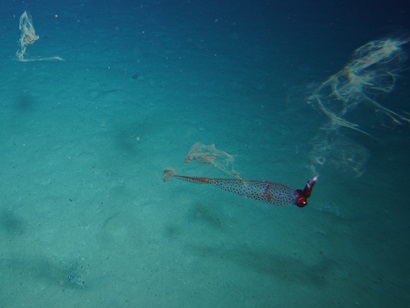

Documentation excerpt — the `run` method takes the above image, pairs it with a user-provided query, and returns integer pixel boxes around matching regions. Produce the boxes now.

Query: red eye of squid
[296,197,307,208]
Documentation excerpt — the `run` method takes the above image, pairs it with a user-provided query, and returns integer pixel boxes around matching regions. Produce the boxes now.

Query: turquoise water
[1,1,409,307]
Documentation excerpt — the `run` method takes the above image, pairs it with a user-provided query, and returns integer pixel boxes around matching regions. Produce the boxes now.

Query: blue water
[1,0,409,307]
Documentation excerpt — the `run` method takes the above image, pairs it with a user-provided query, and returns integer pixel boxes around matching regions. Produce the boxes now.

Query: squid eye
[296,198,307,208]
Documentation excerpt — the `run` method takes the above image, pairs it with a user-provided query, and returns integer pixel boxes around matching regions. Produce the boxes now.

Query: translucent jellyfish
[16,11,63,62]
[184,143,241,179]
[308,38,410,135]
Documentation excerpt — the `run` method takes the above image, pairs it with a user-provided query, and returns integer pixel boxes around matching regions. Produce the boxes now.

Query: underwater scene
[0,0,409,307]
